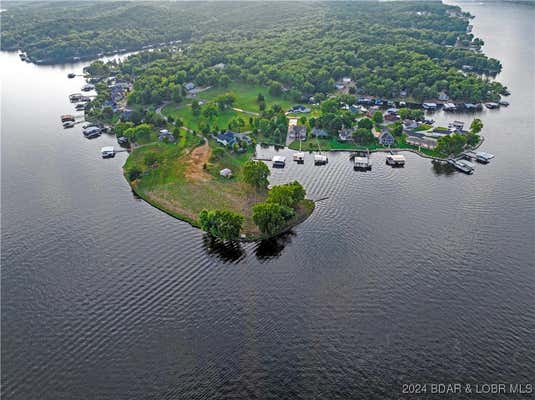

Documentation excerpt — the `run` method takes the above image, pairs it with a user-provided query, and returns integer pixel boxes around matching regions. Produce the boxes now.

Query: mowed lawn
[162,101,252,132]
[125,139,266,235]
[196,83,295,112]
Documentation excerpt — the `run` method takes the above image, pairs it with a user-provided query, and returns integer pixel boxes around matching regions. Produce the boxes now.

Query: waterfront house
[121,108,133,120]
[288,104,310,113]
[438,91,450,101]
[349,104,362,114]
[406,135,438,150]
[216,131,237,146]
[159,129,176,142]
[184,82,196,91]
[338,128,354,142]
[384,113,399,122]
[216,131,251,147]
[311,128,329,138]
[403,119,418,130]
[289,125,307,140]
[379,131,395,146]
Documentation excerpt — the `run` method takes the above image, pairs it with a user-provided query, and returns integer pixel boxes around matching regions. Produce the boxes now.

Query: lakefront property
[43,1,504,240]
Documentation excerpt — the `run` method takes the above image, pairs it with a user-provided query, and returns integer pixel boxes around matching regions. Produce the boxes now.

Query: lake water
[1,1,534,399]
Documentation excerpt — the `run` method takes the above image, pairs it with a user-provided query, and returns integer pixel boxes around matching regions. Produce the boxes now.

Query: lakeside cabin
[406,135,438,150]
[272,155,286,168]
[379,131,395,146]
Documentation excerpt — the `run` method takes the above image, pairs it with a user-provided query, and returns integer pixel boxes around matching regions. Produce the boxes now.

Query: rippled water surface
[2,1,534,399]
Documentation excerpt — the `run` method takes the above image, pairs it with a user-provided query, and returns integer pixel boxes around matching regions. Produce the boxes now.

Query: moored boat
[272,155,286,168]
[475,151,495,164]
[101,146,116,158]
[386,154,405,167]
[293,152,305,163]
[83,126,101,138]
[81,83,95,92]
[60,114,75,122]
[314,154,328,165]
[448,158,474,174]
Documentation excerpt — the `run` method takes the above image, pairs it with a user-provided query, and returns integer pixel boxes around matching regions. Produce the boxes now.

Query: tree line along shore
[43,0,504,240]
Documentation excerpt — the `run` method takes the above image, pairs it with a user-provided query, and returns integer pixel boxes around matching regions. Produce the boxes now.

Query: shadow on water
[254,231,296,261]
[431,160,456,176]
[202,235,246,263]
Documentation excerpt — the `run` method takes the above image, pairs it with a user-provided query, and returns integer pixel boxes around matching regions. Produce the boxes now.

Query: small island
[47,0,505,239]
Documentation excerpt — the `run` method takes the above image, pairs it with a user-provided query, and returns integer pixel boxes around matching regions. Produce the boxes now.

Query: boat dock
[350,150,372,171]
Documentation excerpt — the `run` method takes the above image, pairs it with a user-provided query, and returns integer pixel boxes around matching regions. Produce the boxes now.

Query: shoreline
[125,169,316,243]
[279,136,485,162]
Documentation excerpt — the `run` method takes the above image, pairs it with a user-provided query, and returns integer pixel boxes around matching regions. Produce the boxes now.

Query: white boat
[475,151,495,164]
[272,155,286,168]
[443,103,457,111]
[353,156,371,171]
[83,126,101,138]
[422,102,437,110]
[386,154,406,167]
[448,158,474,174]
[81,83,95,92]
[293,152,305,163]
[314,154,328,165]
[101,146,115,158]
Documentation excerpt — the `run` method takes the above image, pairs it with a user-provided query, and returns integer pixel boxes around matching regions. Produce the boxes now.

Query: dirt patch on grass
[184,140,211,181]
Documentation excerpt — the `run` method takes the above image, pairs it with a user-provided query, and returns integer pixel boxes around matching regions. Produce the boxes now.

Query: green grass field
[196,83,295,112]
[162,101,252,132]
[124,136,313,239]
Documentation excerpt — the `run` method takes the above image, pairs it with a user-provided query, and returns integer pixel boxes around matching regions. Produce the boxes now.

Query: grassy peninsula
[67,0,500,238]
[123,129,314,240]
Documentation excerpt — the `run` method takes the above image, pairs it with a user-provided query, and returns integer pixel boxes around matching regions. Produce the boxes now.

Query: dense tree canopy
[242,160,270,189]
[4,1,506,102]
[199,209,244,240]
[252,202,295,236]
